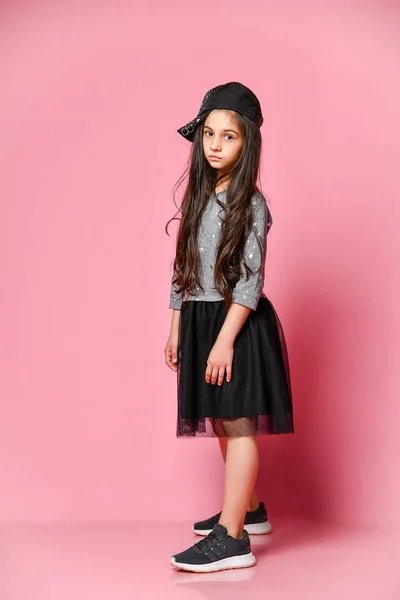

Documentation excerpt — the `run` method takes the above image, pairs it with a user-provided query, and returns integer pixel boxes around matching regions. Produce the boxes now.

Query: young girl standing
[165,82,294,573]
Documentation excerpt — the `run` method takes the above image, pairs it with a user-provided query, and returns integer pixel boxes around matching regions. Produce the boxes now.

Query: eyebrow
[203,126,239,134]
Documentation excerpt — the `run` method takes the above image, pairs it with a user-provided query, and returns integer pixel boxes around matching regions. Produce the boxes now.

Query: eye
[204,131,234,140]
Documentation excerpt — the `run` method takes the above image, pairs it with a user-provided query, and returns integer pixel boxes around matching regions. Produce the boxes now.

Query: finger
[165,349,178,371]
[226,365,232,382]
[205,362,213,383]
[211,366,219,385]
[217,366,225,386]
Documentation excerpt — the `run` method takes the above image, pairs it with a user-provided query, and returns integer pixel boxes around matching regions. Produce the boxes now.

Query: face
[202,110,244,176]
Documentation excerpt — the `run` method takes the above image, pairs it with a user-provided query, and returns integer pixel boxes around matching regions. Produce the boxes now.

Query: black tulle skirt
[176,296,294,438]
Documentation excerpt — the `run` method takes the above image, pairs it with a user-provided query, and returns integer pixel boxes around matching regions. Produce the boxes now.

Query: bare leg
[218,435,260,512]
[218,433,259,539]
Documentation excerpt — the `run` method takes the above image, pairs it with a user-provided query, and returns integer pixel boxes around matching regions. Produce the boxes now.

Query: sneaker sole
[170,552,256,573]
[193,520,272,536]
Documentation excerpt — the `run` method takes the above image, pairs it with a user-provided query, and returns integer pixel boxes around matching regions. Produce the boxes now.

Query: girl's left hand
[205,339,234,385]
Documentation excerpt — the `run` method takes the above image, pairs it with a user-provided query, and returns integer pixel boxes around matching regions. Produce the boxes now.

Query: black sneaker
[193,501,272,536]
[170,523,256,573]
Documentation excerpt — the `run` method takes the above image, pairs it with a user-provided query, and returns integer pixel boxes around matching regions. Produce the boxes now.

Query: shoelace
[194,530,223,552]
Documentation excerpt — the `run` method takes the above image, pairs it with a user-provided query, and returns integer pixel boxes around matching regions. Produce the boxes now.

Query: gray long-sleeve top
[169,189,273,311]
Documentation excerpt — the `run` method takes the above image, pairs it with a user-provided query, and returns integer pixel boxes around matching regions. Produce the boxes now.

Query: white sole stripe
[170,552,256,573]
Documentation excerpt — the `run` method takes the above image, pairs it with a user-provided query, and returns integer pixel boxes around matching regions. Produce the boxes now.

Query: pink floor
[1,518,399,599]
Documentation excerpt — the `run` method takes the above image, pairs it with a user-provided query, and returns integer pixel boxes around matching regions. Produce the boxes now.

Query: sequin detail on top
[169,190,273,311]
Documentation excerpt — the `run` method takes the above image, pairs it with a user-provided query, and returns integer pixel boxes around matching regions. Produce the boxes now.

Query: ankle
[225,526,243,539]
[218,519,244,540]
[248,501,260,512]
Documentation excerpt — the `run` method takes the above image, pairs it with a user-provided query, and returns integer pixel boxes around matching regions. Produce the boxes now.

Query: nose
[210,135,222,152]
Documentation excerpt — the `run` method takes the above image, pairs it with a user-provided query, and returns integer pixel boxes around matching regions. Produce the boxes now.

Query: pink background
[0,0,399,530]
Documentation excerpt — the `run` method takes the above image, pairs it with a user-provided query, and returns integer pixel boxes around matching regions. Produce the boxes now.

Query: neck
[215,176,230,194]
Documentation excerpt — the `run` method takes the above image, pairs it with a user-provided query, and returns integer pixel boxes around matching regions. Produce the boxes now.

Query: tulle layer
[176,296,294,438]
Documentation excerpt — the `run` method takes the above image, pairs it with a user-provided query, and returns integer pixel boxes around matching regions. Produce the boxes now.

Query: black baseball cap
[177,81,264,142]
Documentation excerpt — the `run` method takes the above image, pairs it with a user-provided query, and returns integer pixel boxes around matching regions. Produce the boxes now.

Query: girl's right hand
[165,335,179,371]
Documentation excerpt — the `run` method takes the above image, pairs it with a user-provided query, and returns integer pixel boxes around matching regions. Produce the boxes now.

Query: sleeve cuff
[169,298,182,310]
[231,291,259,311]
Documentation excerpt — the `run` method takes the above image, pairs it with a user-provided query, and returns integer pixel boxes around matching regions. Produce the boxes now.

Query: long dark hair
[165,110,264,309]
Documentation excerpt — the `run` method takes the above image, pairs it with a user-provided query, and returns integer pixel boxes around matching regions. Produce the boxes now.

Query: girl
[164,81,294,573]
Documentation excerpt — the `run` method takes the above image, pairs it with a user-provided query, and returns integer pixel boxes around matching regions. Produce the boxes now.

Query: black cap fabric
[177,81,263,142]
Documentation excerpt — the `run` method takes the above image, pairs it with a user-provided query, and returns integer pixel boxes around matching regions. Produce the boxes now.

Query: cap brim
[177,112,209,142]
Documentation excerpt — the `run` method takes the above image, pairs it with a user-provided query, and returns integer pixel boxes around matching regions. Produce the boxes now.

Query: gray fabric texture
[169,189,272,311]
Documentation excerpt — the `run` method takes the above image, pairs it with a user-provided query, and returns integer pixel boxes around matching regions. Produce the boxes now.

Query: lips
[209,156,222,161]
